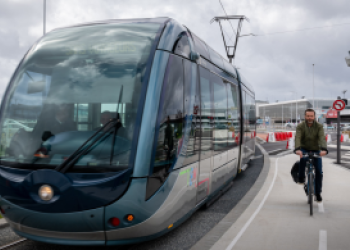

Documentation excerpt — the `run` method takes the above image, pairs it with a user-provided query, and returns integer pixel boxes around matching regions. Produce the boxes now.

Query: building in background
[257,98,350,125]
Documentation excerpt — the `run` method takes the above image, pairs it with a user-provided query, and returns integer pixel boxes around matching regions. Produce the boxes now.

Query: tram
[0,17,256,245]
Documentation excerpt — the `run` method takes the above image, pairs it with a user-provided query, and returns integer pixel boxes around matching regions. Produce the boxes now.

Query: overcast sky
[1,0,350,104]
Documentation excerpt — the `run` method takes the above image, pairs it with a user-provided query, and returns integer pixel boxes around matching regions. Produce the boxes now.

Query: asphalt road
[258,140,290,155]
[1,147,264,250]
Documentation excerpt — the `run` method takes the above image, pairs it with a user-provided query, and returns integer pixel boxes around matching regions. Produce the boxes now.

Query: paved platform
[207,154,350,250]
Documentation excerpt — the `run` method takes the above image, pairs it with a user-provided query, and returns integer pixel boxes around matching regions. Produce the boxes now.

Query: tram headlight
[38,185,54,201]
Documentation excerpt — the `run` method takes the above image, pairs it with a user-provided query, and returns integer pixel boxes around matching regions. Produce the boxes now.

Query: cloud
[0,0,349,106]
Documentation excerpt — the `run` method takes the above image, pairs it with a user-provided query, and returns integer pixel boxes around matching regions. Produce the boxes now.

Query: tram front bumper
[0,198,106,246]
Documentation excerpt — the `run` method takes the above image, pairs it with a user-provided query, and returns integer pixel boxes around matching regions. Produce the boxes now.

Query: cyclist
[294,108,328,202]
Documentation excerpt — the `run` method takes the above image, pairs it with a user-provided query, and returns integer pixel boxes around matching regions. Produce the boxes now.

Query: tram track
[0,238,27,250]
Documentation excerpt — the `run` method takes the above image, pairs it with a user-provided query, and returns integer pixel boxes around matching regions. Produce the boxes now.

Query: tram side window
[0,72,51,150]
[151,55,184,175]
[174,35,191,59]
[199,66,213,160]
[241,91,248,143]
[182,59,200,167]
[227,84,240,148]
[249,95,256,132]
[212,74,228,153]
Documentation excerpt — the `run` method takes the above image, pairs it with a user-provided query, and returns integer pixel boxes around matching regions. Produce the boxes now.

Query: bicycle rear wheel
[309,172,314,216]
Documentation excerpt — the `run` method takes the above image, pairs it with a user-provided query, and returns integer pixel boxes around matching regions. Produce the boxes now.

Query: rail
[0,239,27,250]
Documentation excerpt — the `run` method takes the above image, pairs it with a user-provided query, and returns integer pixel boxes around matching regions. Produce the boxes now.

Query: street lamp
[342,90,347,99]
[313,64,315,108]
[43,0,46,35]
[345,51,350,67]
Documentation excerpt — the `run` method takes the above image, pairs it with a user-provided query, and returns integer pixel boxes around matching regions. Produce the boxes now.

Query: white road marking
[225,158,279,250]
[319,230,327,250]
[318,202,325,213]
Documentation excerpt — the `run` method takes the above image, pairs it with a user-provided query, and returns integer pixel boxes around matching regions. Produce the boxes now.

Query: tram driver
[97,111,128,139]
[33,103,76,141]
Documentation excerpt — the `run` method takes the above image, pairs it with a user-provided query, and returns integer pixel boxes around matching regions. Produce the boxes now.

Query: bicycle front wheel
[309,172,314,216]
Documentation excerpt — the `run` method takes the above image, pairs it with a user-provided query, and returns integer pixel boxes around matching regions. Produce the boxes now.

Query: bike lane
[210,154,350,250]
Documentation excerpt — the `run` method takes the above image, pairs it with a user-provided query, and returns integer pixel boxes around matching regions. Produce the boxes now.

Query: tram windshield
[0,22,161,172]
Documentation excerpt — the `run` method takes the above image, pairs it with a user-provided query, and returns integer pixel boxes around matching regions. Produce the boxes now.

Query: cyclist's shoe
[304,184,308,195]
[316,194,322,202]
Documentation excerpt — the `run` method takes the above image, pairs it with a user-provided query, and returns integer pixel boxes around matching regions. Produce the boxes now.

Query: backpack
[291,161,300,183]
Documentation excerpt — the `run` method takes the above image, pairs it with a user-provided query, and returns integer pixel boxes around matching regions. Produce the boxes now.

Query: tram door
[196,66,212,204]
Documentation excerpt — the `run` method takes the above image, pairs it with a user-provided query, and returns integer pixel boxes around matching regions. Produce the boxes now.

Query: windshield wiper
[55,118,119,173]
[110,85,123,165]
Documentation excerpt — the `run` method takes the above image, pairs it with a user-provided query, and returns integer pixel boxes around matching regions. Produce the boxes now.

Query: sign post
[333,99,346,164]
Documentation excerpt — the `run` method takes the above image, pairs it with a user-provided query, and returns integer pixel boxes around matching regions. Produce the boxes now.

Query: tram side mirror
[27,80,46,94]
[190,52,200,62]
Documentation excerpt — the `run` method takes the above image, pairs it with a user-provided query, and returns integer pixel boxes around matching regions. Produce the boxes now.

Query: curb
[0,218,9,229]
[255,136,266,144]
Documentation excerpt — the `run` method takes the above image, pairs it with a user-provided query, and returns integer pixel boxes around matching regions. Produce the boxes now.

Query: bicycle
[302,152,320,216]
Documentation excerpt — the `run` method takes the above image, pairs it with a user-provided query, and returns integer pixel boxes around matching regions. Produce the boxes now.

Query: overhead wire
[254,22,350,36]
[218,0,237,44]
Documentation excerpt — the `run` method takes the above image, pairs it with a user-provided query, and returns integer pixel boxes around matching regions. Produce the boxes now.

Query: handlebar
[301,152,320,158]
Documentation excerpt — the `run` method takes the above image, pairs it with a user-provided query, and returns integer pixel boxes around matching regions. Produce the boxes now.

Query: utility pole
[43,0,46,35]
[313,64,315,108]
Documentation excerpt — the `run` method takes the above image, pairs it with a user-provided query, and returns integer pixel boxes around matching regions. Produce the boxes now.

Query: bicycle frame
[303,152,319,216]
[306,159,315,198]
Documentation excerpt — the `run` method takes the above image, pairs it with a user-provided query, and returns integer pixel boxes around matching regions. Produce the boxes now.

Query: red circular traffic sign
[333,100,346,111]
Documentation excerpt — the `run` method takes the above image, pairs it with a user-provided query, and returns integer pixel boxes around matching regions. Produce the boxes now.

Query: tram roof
[51,17,170,30]
[47,17,254,94]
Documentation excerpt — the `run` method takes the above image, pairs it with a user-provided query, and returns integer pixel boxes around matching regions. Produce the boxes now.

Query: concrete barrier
[286,138,295,150]
[267,132,276,142]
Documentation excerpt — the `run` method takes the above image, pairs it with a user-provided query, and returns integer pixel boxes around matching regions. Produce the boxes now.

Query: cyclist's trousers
[299,148,323,195]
